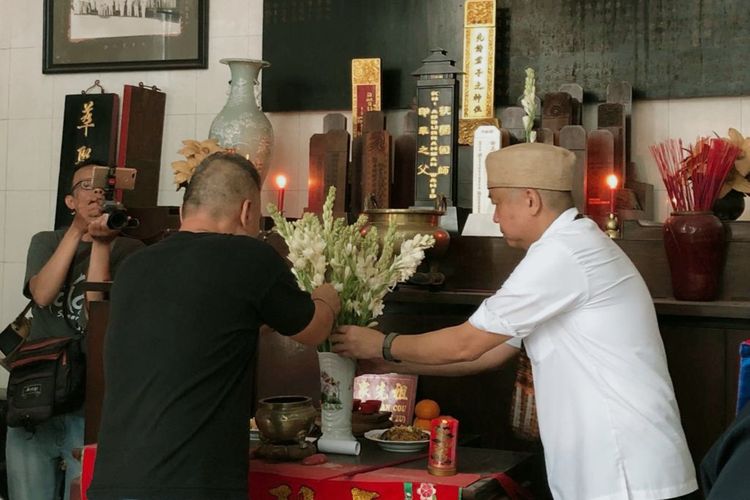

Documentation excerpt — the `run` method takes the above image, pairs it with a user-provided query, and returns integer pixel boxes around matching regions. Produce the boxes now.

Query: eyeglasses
[70,179,95,193]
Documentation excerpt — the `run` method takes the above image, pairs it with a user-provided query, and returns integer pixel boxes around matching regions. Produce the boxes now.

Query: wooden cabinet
[659,316,749,466]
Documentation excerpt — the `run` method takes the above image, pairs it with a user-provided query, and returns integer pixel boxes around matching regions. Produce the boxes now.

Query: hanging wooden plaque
[55,93,119,228]
[118,84,166,208]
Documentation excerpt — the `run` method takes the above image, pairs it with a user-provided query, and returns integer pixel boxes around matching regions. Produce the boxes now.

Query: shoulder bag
[5,300,86,430]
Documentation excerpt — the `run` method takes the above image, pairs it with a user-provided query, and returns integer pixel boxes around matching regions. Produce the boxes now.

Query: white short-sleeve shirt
[470,208,697,500]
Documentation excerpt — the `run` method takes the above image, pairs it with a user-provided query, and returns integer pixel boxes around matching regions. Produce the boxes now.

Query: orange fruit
[413,417,432,431]
[414,399,440,420]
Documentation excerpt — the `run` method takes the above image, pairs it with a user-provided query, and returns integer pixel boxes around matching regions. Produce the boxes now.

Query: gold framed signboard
[459,0,498,145]
[351,58,382,137]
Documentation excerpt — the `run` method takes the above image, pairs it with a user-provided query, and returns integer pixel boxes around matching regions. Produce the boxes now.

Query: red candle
[275,174,287,213]
[428,416,459,476]
[606,174,618,214]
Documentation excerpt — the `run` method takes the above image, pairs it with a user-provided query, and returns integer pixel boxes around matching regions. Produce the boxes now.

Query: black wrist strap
[382,332,401,363]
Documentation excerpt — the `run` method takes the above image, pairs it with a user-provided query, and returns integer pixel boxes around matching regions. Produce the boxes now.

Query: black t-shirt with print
[88,232,315,500]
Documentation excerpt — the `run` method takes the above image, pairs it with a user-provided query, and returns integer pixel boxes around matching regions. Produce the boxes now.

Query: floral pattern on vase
[209,58,273,185]
[318,352,356,441]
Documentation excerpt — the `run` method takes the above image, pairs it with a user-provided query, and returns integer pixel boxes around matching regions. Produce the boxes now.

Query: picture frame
[43,0,209,74]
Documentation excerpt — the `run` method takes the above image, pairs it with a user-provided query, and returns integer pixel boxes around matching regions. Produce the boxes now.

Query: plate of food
[364,426,430,453]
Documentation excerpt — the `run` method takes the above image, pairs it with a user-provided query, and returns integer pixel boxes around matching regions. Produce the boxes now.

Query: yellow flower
[171,138,226,190]
[719,128,750,198]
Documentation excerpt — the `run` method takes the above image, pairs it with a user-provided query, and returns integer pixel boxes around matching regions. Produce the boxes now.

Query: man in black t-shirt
[6,163,143,500]
[88,153,341,500]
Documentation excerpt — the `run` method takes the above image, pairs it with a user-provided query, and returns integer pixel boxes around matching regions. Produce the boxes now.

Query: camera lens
[105,207,129,230]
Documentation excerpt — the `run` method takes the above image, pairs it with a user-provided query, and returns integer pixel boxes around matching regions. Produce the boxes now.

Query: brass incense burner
[361,208,450,258]
[254,395,316,460]
[362,202,450,285]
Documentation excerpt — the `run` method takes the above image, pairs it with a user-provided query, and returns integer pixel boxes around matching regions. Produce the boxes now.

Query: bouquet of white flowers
[268,187,435,351]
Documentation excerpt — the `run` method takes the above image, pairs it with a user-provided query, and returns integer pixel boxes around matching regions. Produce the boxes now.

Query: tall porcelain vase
[317,352,360,454]
[209,58,274,185]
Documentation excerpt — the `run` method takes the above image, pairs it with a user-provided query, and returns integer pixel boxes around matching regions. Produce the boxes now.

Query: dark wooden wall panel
[262,0,750,111]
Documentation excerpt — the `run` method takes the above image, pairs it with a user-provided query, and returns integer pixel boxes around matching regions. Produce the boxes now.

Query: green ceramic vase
[209,58,274,186]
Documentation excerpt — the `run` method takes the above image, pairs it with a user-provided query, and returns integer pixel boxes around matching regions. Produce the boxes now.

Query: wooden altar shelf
[386,288,750,321]
[416,220,750,301]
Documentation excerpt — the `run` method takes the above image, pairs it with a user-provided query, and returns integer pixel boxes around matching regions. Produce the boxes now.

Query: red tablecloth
[81,444,531,500]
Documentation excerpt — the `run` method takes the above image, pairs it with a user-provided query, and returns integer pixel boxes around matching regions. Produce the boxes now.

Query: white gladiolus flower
[522,67,537,144]
[267,187,435,351]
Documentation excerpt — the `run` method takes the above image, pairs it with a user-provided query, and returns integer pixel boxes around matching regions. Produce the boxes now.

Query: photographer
[6,163,143,500]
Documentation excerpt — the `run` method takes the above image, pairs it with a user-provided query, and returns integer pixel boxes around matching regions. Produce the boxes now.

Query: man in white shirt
[332,143,697,500]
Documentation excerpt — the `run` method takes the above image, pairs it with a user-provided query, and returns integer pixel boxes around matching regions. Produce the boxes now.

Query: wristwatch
[382,332,401,363]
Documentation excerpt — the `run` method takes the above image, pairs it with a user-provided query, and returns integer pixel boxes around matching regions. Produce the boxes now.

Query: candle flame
[606,174,618,190]
[275,174,287,189]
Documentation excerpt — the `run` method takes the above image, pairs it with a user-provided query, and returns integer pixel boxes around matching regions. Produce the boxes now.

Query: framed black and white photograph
[43,0,208,73]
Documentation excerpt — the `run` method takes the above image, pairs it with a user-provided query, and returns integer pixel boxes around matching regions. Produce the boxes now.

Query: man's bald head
[182,152,261,219]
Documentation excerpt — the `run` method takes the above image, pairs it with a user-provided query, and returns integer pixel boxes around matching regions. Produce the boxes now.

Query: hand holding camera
[88,214,121,243]
[90,166,139,231]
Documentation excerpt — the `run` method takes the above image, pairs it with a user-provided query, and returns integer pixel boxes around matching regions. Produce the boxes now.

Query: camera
[90,166,139,230]
[102,201,131,230]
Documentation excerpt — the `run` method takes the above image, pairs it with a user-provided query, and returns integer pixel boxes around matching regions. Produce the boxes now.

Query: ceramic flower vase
[317,352,356,442]
[663,211,726,301]
[209,58,273,185]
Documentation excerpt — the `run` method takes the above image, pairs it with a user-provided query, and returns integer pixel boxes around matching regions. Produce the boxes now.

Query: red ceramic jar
[663,211,726,301]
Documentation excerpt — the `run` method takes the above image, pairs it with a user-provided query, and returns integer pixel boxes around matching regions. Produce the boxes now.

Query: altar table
[78,441,536,500]
[248,440,535,500]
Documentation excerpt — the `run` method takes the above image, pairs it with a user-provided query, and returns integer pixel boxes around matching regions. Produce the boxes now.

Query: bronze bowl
[254,395,317,445]
[361,208,450,259]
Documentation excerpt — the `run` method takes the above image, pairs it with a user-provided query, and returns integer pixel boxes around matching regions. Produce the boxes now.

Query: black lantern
[412,48,461,207]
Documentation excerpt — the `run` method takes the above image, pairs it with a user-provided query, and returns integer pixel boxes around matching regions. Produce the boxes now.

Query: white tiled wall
[0,0,750,352]
[629,97,750,222]
[0,0,333,338]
